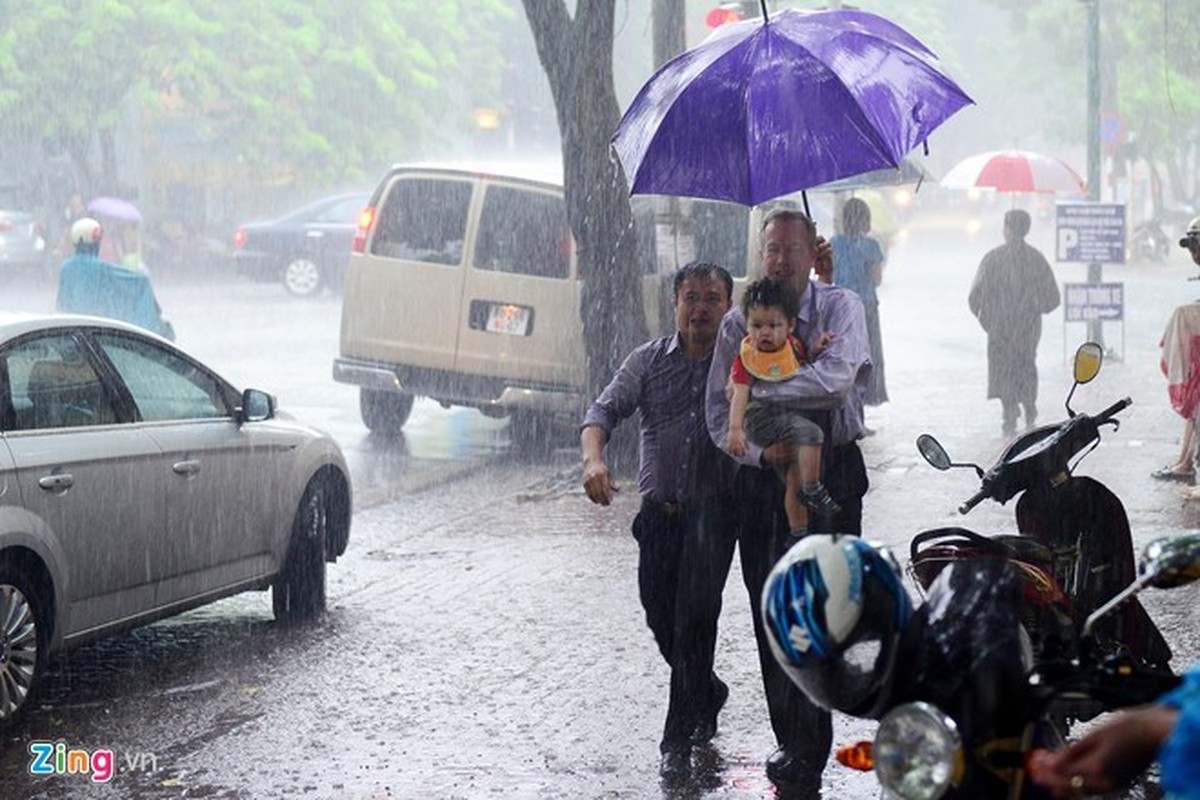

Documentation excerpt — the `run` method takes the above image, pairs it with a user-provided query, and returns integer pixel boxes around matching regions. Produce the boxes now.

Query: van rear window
[371,178,471,264]
[474,186,571,280]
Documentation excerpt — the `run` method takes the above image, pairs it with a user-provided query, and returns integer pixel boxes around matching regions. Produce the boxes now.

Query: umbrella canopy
[612,7,973,207]
[87,196,144,223]
[939,149,1086,195]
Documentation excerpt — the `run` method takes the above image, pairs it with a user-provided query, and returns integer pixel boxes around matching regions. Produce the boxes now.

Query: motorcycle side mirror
[1065,342,1104,416]
[1073,342,1103,384]
[916,434,985,477]
[916,434,951,470]
[1084,532,1200,640]
[1140,533,1200,589]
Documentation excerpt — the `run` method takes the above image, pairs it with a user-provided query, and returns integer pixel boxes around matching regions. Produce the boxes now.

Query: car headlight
[874,701,962,800]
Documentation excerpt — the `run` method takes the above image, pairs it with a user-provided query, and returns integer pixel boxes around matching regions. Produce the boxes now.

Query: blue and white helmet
[762,534,912,718]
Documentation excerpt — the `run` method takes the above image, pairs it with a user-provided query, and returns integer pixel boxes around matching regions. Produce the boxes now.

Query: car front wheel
[273,483,328,623]
[282,256,322,297]
[0,564,47,726]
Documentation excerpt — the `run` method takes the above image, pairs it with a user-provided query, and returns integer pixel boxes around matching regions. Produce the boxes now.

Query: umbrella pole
[759,0,769,21]
[801,190,811,220]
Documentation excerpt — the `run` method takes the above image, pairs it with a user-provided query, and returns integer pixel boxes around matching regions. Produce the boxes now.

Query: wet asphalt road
[3,212,1200,798]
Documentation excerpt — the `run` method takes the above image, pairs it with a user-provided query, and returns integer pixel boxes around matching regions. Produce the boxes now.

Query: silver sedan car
[0,313,351,724]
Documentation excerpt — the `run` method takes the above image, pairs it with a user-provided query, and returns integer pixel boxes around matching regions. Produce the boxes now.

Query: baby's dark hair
[741,278,798,320]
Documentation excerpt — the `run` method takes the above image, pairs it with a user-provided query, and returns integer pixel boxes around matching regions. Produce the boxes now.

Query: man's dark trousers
[632,492,737,748]
[735,441,867,785]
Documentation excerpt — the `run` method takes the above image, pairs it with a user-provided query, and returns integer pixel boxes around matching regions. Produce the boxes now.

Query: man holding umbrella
[612,6,969,791]
[706,208,871,795]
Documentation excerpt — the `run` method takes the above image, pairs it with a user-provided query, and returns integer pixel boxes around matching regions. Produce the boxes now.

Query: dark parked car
[0,184,48,279]
[233,192,369,296]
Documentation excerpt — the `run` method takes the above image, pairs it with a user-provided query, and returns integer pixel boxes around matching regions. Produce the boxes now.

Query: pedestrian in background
[1154,216,1200,485]
[56,217,175,340]
[830,197,888,407]
[580,262,738,784]
[968,209,1060,436]
[706,208,871,797]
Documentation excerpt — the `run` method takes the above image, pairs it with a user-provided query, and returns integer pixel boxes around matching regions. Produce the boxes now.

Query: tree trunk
[522,0,648,471]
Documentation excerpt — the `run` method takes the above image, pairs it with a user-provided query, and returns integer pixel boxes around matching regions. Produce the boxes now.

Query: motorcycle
[1129,218,1171,263]
[830,342,1186,798]
[855,533,1200,800]
[911,341,1170,669]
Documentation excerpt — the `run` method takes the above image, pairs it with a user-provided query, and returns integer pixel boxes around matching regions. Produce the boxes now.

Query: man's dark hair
[673,261,733,300]
[741,277,799,319]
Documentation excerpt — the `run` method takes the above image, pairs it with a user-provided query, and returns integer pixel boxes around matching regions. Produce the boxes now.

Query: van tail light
[353,206,375,254]
[234,228,247,250]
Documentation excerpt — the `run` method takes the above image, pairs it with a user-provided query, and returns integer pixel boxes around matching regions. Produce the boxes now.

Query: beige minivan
[333,164,754,442]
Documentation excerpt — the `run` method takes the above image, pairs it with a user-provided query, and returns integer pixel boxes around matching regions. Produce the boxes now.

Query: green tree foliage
[0,0,512,192]
[973,0,1200,207]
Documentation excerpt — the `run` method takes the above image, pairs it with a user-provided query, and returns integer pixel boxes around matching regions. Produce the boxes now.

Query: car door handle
[172,460,201,477]
[38,473,75,491]
[306,230,324,239]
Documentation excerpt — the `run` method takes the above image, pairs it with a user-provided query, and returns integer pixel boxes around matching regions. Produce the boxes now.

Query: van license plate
[486,303,531,336]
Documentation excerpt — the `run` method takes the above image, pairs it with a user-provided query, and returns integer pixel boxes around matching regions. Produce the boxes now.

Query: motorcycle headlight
[874,701,962,800]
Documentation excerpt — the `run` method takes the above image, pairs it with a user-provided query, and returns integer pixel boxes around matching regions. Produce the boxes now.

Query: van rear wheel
[360,389,414,433]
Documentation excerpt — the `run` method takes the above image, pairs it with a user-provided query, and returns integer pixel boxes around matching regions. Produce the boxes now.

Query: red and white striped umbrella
[939,149,1087,195]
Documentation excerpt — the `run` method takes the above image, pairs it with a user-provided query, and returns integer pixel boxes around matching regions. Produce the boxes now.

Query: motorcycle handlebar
[958,489,989,515]
[1094,397,1132,424]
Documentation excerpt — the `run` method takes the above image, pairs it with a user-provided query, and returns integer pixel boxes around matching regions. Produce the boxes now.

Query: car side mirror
[238,388,275,423]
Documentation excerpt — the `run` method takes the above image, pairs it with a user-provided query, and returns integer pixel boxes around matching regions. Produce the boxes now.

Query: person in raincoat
[1153,217,1200,484]
[56,217,175,340]
[968,209,1060,435]
[1027,664,1200,799]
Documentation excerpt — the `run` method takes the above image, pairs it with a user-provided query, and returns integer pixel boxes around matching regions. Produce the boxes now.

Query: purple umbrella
[87,195,144,223]
[612,7,973,207]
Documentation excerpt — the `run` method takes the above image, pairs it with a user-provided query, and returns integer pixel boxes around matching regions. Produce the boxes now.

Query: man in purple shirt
[706,209,871,797]
[581,262,739,783]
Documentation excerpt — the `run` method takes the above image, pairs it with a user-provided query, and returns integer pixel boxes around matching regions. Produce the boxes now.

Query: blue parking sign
[1056,203,1126,264]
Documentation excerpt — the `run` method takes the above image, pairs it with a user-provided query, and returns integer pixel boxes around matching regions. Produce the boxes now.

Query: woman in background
[830,197,888,406]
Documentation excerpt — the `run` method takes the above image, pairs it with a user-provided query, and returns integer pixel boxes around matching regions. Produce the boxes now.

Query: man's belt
[643,497,685,516]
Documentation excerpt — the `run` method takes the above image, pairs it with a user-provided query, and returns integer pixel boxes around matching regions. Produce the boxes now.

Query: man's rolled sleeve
[582,344,654,439]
